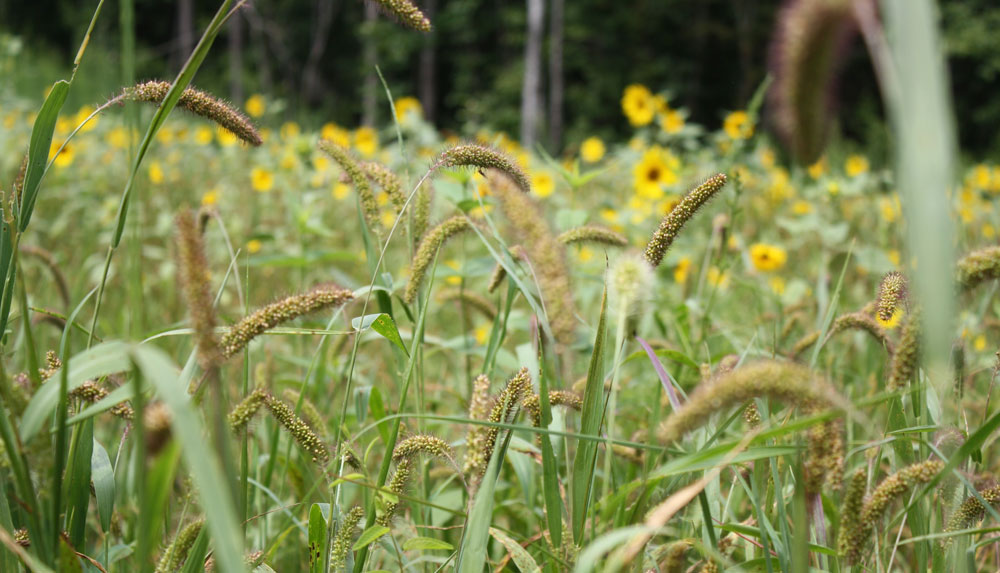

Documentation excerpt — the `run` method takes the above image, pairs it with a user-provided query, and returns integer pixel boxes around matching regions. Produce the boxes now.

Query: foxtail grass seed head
[228,387,269,431]
[412,183,434,244]
[404,215,477,303]
[155,520,204,573]
[804,419,843,495]
[439,144,531,193]
[360,160,406,210]
[464,374,493,476]
[143,402,173,456]
[319,140,381,235]
[608,252,655,319]
[876,271,908,323]
[957,246,1000,290]
[221,284,353,358]
[521,390,583,431]
[789,330,820,359]
[557,226,629,248]
[489,172,577,342]
[331,506,365,572]
[768,0,856,163]
[282,389,327,439]
[643,174,727,268]
[840,460,943,564]
[124,81,262,146]
[662,539,692,573]
[658,360,836,444]
[378,457,413,526]
[371,0,432,31]
[829,311,895,354]
[887,309,921,391]
[474,368,531,478]
[943,485,1000,544]
[837,468,867,557]
[175,209,221,370]
[743,402,761,428]
[70,380,135,420]
[264,394,330,466]
[392,434,454,461]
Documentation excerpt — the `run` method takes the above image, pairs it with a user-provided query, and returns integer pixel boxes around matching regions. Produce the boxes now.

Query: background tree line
[3,0,1000,155]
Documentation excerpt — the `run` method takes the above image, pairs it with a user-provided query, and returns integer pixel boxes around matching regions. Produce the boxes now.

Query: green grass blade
[63,419,93,547]
[536,326,563,549]
[91,438,115,533]
[17,80,69,232]
[309,504,326,573]
[456,429,514,572]
[571,288,608,544]
[131,346,244,573]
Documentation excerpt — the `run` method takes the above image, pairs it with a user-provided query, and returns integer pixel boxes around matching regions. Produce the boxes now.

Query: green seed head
[404,216,477,304]
[330,506,365,572]
[371,0,432,32]
[221,284,354,358]
[876,271,908,323]
[124,81,261,146]
[557,225,628,248]
[392,434,454,462]
[319,140,381,236]
[644,173,727,268]
[439,144,531,193]
[957,246,1000,290]
[175,208,221,371]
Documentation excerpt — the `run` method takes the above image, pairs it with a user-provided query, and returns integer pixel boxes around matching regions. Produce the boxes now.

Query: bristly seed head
[557,226,629,248]
[221,285,354,358]
[319,140,382,236]
[175,208,221,371]
[392,434,454,461]
[371,0,432,32]
[404,216,477,304]
[643,174,727,268]
[124,81,262,146]
[438,143,531,193]
[876,271,908,323]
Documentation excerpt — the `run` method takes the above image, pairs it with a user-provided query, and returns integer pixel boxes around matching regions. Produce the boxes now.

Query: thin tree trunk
[547,0,564,150]
[302,0,341,105]
[418,0,438,123]
[733,0,758,104]
[362,2,378,126]
[229,9,244,106]
[521,0,545,148]
[176,0,194,70]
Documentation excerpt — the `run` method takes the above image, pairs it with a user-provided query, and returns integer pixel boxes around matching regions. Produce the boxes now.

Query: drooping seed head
[658,359,837,445]
[371,0,432,32]
[489,172,577,343]
[943,485,1000,545]
[360,160,406,210]
[412,183,434,244]
[521,390,583,435]
[463,374,493,477]
[124,81,261,146]
[221,284,354,358]
[392,434,454,461]
[319,140,381,236]
[644,174,727,268]
[404,216,477,304]
[557,226,629,248]
[840,460,943,564]
[281,389,328,440]
[837,468,867,557]
[768,0,856,163]
[438,144,531,193]
[378,457,413,526]
[144,402,173,456]
[957,246,1000,291]
[487,244,527,294]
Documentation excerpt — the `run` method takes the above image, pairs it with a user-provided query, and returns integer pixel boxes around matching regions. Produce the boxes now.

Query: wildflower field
[1,1,1000,572]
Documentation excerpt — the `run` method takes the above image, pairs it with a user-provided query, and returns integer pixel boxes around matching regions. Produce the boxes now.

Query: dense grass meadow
[3,1,1000,571]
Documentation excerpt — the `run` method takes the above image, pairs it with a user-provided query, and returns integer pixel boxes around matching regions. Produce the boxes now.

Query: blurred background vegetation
[2,0,999,155]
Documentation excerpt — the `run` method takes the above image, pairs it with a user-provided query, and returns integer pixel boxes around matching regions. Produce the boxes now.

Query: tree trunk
[547,0,564,150]
[418,0,439,123]
[362,2,378,126]
[228,9,244,106]
[176,0,194,70]
[520,0,545,148]
[302,0,341,105]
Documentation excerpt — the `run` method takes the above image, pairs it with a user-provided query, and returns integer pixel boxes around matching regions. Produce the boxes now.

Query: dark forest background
[2,0,1000,155]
